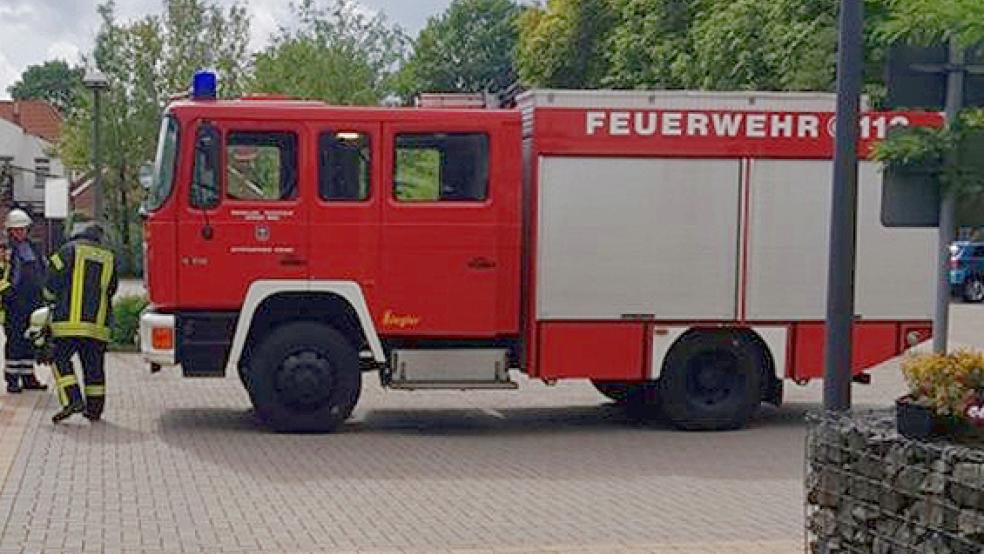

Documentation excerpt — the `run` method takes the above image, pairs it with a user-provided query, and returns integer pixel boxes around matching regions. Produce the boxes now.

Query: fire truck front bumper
[140,311,176,367]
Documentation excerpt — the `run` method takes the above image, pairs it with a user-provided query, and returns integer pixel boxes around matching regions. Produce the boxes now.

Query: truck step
[387,380,517,391]
[387,348,514,390]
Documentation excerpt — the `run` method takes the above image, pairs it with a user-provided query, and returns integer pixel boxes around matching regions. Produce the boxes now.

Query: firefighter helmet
[71,220,104,241]
[5,209,31,229]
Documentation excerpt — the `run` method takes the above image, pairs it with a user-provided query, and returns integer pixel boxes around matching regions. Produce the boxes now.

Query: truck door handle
[467,257,496,270]
[280,255,307,267]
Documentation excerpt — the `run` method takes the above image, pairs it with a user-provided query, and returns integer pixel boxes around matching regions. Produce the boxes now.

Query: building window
[319,131,371,201]
[35,158,49,189]
[226,132,298,202]
[393,133,489,202]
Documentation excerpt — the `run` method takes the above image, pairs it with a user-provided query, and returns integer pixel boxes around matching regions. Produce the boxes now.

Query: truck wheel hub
[277,351,333,410]
[686,350,738,406]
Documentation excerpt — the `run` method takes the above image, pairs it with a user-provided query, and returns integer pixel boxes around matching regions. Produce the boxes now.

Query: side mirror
[138,161,154,190]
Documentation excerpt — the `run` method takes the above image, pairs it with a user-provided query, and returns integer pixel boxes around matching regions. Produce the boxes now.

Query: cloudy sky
[0,0,453,98]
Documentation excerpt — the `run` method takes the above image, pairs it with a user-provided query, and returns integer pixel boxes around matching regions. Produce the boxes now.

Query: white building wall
[0,117,64,209]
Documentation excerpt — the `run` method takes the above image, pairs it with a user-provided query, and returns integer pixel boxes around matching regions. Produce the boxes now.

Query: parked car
[950,241,984,302]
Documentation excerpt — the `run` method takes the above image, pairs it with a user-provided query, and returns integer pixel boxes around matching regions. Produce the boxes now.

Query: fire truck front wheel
[248,322,361,433]
[658,331,762,431]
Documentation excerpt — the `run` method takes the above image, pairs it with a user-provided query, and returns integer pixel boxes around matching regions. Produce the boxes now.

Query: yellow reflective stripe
[50,321,111,342]
[50,253,64,271]
[72,244,115,328]
[97,250,114,327]
[84,385,105,396]
[56,374,78,387]
[69,246,85,324]
[0,280,9,294]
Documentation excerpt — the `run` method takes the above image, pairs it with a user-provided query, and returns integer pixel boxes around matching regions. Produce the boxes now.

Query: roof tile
[0,100,62,142]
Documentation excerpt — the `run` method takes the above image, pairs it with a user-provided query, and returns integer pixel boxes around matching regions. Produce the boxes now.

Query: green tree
[879,0,984,47]
[58,0,250,274]
[252,0,409,105]
[401,0,521,96]
[515,0,615,88]
[679,0,839,91]
[603,0,697,89]
[6,60,85,114]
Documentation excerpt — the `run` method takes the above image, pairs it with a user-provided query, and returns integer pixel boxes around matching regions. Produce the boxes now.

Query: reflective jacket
[46,238,118,342]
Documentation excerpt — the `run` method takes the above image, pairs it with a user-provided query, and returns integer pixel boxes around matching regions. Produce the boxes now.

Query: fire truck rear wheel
[248,322,361,433]
[658,331,762,431]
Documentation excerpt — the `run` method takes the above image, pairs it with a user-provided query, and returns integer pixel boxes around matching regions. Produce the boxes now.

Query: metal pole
[933,38,965,353]
[823,0,864,412]
[92,90,104,222]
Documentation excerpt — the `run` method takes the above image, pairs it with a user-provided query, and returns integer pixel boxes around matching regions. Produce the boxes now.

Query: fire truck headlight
[192,69,217,100]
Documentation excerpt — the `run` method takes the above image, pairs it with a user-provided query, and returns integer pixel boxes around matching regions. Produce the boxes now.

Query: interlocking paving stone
[4,304,978,554]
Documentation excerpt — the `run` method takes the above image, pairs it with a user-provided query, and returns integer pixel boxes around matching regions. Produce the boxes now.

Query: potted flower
[898,350,984,439]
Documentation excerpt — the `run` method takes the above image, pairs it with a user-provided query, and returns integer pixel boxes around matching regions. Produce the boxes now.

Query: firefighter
[3,209,47,393]
[47,220,118,423]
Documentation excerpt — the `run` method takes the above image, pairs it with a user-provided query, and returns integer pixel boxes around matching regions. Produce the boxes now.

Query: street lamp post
[83,67,109,222]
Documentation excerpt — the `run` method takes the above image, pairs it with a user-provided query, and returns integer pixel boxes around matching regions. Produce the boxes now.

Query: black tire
[248,322,361,433]
[962,277,984,303]
[658,331,762,431]
[592,381,657,407]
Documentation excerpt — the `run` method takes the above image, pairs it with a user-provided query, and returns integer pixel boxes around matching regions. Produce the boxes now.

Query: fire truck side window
[226,132,298,202]
[190,123,220,209]
[394,133,489,202]
[319,132,370,201]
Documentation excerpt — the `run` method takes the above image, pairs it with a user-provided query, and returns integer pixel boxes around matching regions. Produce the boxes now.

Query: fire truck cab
[140,74,941,432]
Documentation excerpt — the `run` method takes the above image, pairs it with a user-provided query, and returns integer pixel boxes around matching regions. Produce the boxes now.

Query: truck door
[378,121,519,337]
[308,123,382,308]
[177,120,310,309]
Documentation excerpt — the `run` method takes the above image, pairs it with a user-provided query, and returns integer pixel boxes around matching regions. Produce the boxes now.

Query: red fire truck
[139,74,942,432]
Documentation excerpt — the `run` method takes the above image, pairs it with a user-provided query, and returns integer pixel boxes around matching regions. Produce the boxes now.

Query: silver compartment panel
[390,349,510,384]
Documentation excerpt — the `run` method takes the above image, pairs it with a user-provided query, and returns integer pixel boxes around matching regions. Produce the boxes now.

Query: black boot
[5,376,21,394]
[83,407,102,422]
[52,401,84,424]
[20,375,48,391]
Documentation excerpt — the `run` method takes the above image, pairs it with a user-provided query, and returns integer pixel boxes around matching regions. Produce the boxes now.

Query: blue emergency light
[192,69,217,99]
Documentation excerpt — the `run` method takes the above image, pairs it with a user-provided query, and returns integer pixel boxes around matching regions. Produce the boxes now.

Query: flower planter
[896,396,936,439]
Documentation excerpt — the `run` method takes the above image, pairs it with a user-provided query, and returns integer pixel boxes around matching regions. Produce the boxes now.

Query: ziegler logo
[382,310,421,329]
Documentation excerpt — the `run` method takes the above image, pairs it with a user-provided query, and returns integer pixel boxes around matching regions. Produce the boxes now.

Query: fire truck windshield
[146,115,179,211]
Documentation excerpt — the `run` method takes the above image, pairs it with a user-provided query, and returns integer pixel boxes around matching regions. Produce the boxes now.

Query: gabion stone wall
[806,412,984,553]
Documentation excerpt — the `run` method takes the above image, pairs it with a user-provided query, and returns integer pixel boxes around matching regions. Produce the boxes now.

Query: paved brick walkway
[3,303,977,553]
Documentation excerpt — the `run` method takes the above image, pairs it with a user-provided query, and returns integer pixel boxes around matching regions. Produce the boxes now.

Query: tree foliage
[878,0,984,47]
[251,0,409,105]
[6,60,85,114]
[401,0,521,96]
[515,0,893,93]
[603,0,696,89]
[516,0,614,88]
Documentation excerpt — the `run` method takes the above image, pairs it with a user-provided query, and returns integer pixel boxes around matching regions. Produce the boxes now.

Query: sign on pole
[43,177,69,219]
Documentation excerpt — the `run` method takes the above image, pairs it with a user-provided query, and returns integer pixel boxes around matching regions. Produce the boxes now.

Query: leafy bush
[871,108,984,197]
[901,350,984,417]
[112,295,148,348]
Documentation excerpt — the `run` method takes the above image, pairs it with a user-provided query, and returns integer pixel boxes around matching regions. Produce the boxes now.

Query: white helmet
[5,209,31,230]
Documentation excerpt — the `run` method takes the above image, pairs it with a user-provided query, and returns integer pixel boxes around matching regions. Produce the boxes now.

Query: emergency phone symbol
[255,225,270,242]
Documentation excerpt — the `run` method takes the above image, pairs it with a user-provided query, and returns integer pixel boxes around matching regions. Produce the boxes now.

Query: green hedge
[112,295,148,349]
